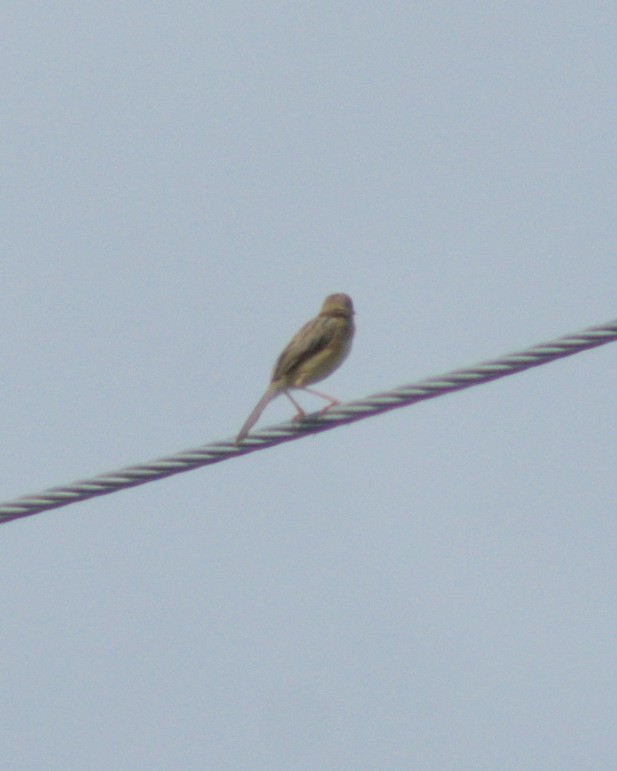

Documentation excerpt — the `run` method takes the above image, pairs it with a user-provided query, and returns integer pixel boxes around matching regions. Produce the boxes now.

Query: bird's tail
[236,384,280,442]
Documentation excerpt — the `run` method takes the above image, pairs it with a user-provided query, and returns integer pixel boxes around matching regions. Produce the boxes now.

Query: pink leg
[283,391,306,421]
[301,386,340,412]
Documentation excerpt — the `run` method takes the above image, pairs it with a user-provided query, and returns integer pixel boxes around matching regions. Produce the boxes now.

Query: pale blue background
[3,3,617,769]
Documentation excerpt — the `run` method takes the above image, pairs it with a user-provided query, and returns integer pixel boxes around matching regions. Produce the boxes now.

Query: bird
[237,293,355,442]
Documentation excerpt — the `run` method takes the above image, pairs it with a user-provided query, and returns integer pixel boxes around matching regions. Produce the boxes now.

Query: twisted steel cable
[1,317,616,525]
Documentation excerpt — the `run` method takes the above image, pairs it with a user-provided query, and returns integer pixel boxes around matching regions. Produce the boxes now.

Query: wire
[2,317,616,525]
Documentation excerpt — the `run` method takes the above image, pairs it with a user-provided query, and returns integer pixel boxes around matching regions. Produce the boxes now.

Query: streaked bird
[237,293,355,441]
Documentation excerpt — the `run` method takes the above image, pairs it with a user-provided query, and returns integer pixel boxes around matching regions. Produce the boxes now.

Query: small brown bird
[237,293,355,441]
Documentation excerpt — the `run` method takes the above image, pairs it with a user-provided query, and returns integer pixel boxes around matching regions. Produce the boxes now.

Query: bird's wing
[271,316,337,381]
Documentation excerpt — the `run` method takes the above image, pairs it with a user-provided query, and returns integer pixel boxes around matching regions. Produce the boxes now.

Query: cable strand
[2,317,616,525]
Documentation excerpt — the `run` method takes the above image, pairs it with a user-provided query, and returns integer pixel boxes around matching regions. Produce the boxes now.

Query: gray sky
[3,3,617,769]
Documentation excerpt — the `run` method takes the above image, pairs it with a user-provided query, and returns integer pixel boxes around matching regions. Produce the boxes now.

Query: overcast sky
[3,3,617,769]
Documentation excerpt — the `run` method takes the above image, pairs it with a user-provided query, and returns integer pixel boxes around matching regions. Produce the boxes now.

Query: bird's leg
[301,387,340,413]
[283,391,307,421]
